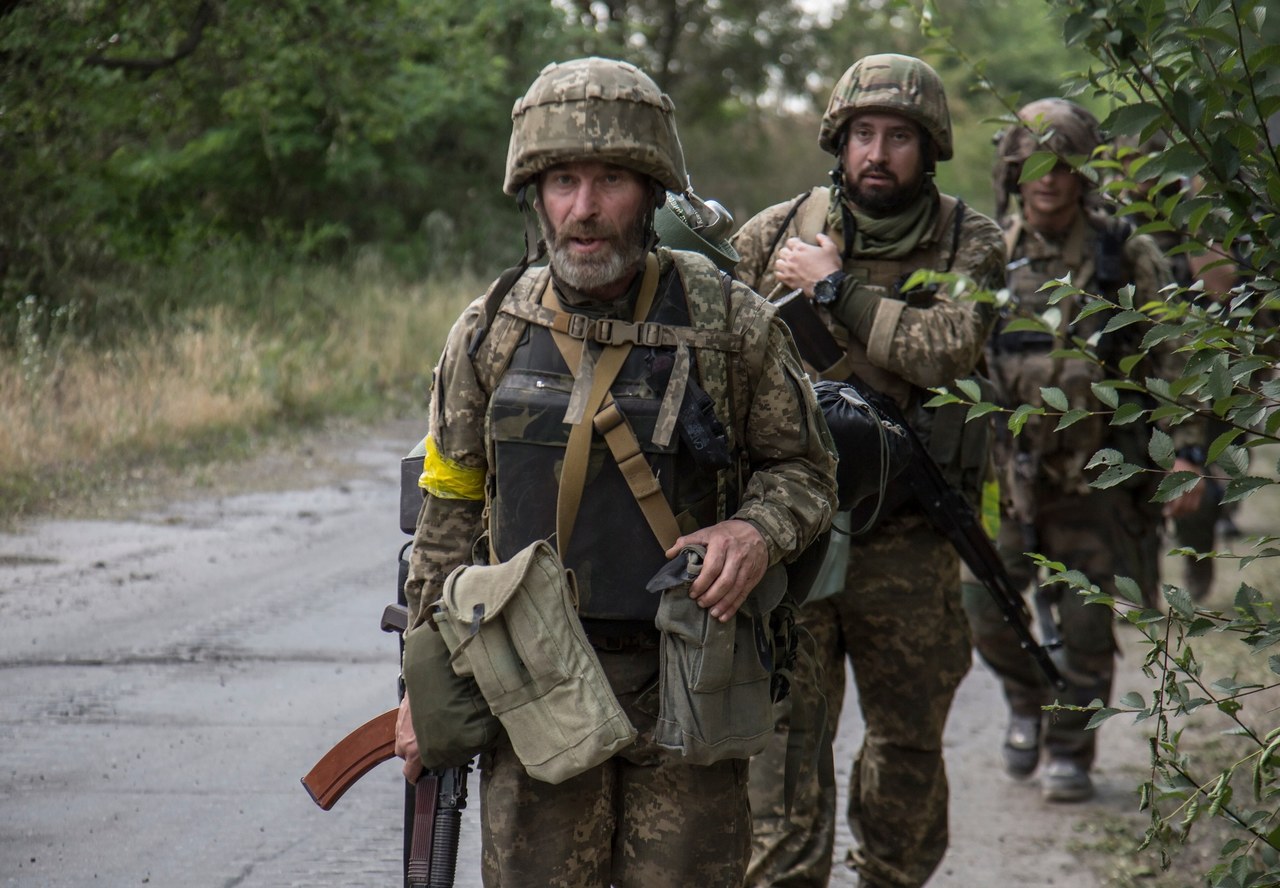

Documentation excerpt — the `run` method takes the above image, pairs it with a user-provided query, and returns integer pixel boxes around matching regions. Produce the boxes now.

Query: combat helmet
[504,57,688,196]
[653,190,740,273]
[818,54,953,161]
[995,98,1104,216]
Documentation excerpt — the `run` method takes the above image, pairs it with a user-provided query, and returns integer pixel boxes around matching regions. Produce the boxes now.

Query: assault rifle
[774,289,1066,690]
[300,574,471,886]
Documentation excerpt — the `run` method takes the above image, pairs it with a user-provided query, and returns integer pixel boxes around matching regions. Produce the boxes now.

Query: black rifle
[774,290,1066,690]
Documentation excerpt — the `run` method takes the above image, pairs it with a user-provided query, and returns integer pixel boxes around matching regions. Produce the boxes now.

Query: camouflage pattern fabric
[746,515,971,888]
[405,249,836,882]
[734,187,1003,887]
[732,188,1004,391]
[504,57,687,195]
[966,213,1177,768]
[479,648,751,887]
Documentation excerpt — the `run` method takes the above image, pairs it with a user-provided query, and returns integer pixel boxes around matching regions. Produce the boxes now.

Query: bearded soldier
[965,98,1195,802]
[732,54,1004,888]
[392,57,837,885]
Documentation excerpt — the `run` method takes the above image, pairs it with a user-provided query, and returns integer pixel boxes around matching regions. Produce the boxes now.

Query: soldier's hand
[394,695,424,783]
[775,234,841,296]
[667,519,768,622]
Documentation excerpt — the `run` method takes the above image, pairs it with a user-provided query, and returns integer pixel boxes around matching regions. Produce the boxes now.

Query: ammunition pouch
[648,548,787,763]
[431,539,637,784]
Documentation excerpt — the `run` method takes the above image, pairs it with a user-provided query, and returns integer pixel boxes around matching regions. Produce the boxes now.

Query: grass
[0,252,478,526]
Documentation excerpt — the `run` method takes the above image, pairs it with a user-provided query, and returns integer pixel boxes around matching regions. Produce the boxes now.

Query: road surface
[1,418,1164,886]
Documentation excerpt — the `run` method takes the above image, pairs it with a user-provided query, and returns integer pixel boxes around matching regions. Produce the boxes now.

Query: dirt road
[0,417,1220,886]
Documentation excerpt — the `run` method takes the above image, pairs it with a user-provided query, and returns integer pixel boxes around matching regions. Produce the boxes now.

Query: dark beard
[847,167,924,216]
[537,204,648,295]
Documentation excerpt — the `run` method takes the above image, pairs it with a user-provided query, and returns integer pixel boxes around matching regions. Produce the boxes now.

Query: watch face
[814,275,840,305]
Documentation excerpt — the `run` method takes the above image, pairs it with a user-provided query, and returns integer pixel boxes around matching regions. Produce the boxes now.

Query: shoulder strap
[467,261,529,359]
[794,186,831,244]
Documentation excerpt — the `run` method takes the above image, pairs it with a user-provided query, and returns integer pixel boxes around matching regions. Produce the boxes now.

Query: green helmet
[818,54,953,160]
[653,190,739,273]
[503,57,688,196]
[994,98,1104,217]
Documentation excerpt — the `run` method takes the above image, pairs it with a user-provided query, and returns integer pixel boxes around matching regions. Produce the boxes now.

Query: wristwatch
[813,270,847,306]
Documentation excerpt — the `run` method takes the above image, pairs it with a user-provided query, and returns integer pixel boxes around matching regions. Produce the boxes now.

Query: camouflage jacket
[732,184,1004,402]
[404,247,838,626]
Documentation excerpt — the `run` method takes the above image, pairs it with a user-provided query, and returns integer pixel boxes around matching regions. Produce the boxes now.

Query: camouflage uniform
[403,58,837,887]
[732,54,1004,888]
[963,98,1177,800]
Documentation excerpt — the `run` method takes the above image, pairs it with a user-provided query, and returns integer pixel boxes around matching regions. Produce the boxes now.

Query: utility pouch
[433,539,637,784]
[402,617,501,768]
[648,546,781,764]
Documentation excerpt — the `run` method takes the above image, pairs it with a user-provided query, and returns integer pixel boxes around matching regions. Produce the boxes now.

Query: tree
[924,0,1280,882]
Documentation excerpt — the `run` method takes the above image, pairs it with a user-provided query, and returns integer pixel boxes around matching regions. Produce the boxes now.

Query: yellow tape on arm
[419,436,486,501]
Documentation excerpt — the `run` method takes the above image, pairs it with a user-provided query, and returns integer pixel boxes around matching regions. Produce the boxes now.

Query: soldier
[393,57,837,886]
[732,54,1005,888]
[966,98,1197,802]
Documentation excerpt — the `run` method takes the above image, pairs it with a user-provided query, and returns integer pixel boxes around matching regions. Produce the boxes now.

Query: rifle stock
[774,289,1066,691]
[302,707,399,811]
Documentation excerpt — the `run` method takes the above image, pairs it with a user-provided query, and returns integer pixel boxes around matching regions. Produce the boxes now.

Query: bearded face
[536,163,651,297]
[841,112,928,216]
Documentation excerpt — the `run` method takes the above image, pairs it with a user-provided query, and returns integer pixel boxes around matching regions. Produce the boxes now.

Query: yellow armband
[419,436,486,501]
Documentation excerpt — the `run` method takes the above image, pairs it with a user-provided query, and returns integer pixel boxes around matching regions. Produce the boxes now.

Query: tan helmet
[818,54,953,160]
[503,57,688,196]
[994,98,1104,217]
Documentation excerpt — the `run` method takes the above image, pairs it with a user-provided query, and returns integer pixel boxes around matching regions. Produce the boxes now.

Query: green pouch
[650,549,780,764]
[435,539,637,784]
[402,618,501,768]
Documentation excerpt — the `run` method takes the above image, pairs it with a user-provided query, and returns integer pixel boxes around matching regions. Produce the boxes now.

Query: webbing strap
[593,401,681,549]
[546,255,660,557]
[501,299,741,353]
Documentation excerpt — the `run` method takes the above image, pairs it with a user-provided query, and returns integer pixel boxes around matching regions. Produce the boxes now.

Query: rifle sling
[542,254,681,554]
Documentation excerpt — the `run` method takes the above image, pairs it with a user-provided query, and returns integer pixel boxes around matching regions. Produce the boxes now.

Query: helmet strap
[516,184,547,264]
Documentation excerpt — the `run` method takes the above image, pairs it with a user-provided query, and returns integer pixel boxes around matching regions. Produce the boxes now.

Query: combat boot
[1002,713,1041,778]
[1041,757,1093,802]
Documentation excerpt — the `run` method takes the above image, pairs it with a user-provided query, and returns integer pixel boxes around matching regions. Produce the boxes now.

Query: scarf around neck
[828,181,940,259]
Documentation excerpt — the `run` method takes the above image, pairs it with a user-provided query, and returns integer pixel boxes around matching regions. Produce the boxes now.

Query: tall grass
[0,253,479,522]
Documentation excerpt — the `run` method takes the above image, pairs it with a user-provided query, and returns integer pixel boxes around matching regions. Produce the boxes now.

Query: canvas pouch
[433,539,637,784]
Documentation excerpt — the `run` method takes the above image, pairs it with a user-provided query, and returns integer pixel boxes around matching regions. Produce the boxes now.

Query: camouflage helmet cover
[997,98,1104,166]
[504,57,688,195]
[818,54,953,160]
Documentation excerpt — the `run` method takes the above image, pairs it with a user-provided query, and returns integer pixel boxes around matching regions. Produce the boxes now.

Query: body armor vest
[486,273,720,624]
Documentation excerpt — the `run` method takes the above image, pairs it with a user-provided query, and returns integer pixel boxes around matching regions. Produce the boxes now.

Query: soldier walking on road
[392,57,837,886]
[964,98,1199,803]
[732,54,1005,888]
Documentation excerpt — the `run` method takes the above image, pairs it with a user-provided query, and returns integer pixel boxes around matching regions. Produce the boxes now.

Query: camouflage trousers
[962,488,1146,766]
[746,514,972,888]
[479,646,751,887]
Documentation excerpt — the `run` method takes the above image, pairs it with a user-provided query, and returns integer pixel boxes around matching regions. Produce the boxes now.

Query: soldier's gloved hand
[776,234,841,297]
[666,518,768,623]
[394,695,423,783]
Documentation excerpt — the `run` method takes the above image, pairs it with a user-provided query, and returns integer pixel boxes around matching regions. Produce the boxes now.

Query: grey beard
[538,206,648,294]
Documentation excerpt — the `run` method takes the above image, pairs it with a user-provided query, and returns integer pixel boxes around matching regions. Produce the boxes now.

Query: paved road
[2,419,1159,886]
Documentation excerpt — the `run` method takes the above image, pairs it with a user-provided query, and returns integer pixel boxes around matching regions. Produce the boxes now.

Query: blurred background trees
[1,0,1091,341]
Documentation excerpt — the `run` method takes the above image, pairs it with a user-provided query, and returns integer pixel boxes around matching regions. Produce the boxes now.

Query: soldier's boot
[1183,557,1214,602]
[1041,757,1093,802]
[1002,713,1041,779]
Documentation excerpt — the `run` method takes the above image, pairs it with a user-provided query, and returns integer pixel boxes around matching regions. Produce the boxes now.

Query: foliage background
[0,0,1095,342]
